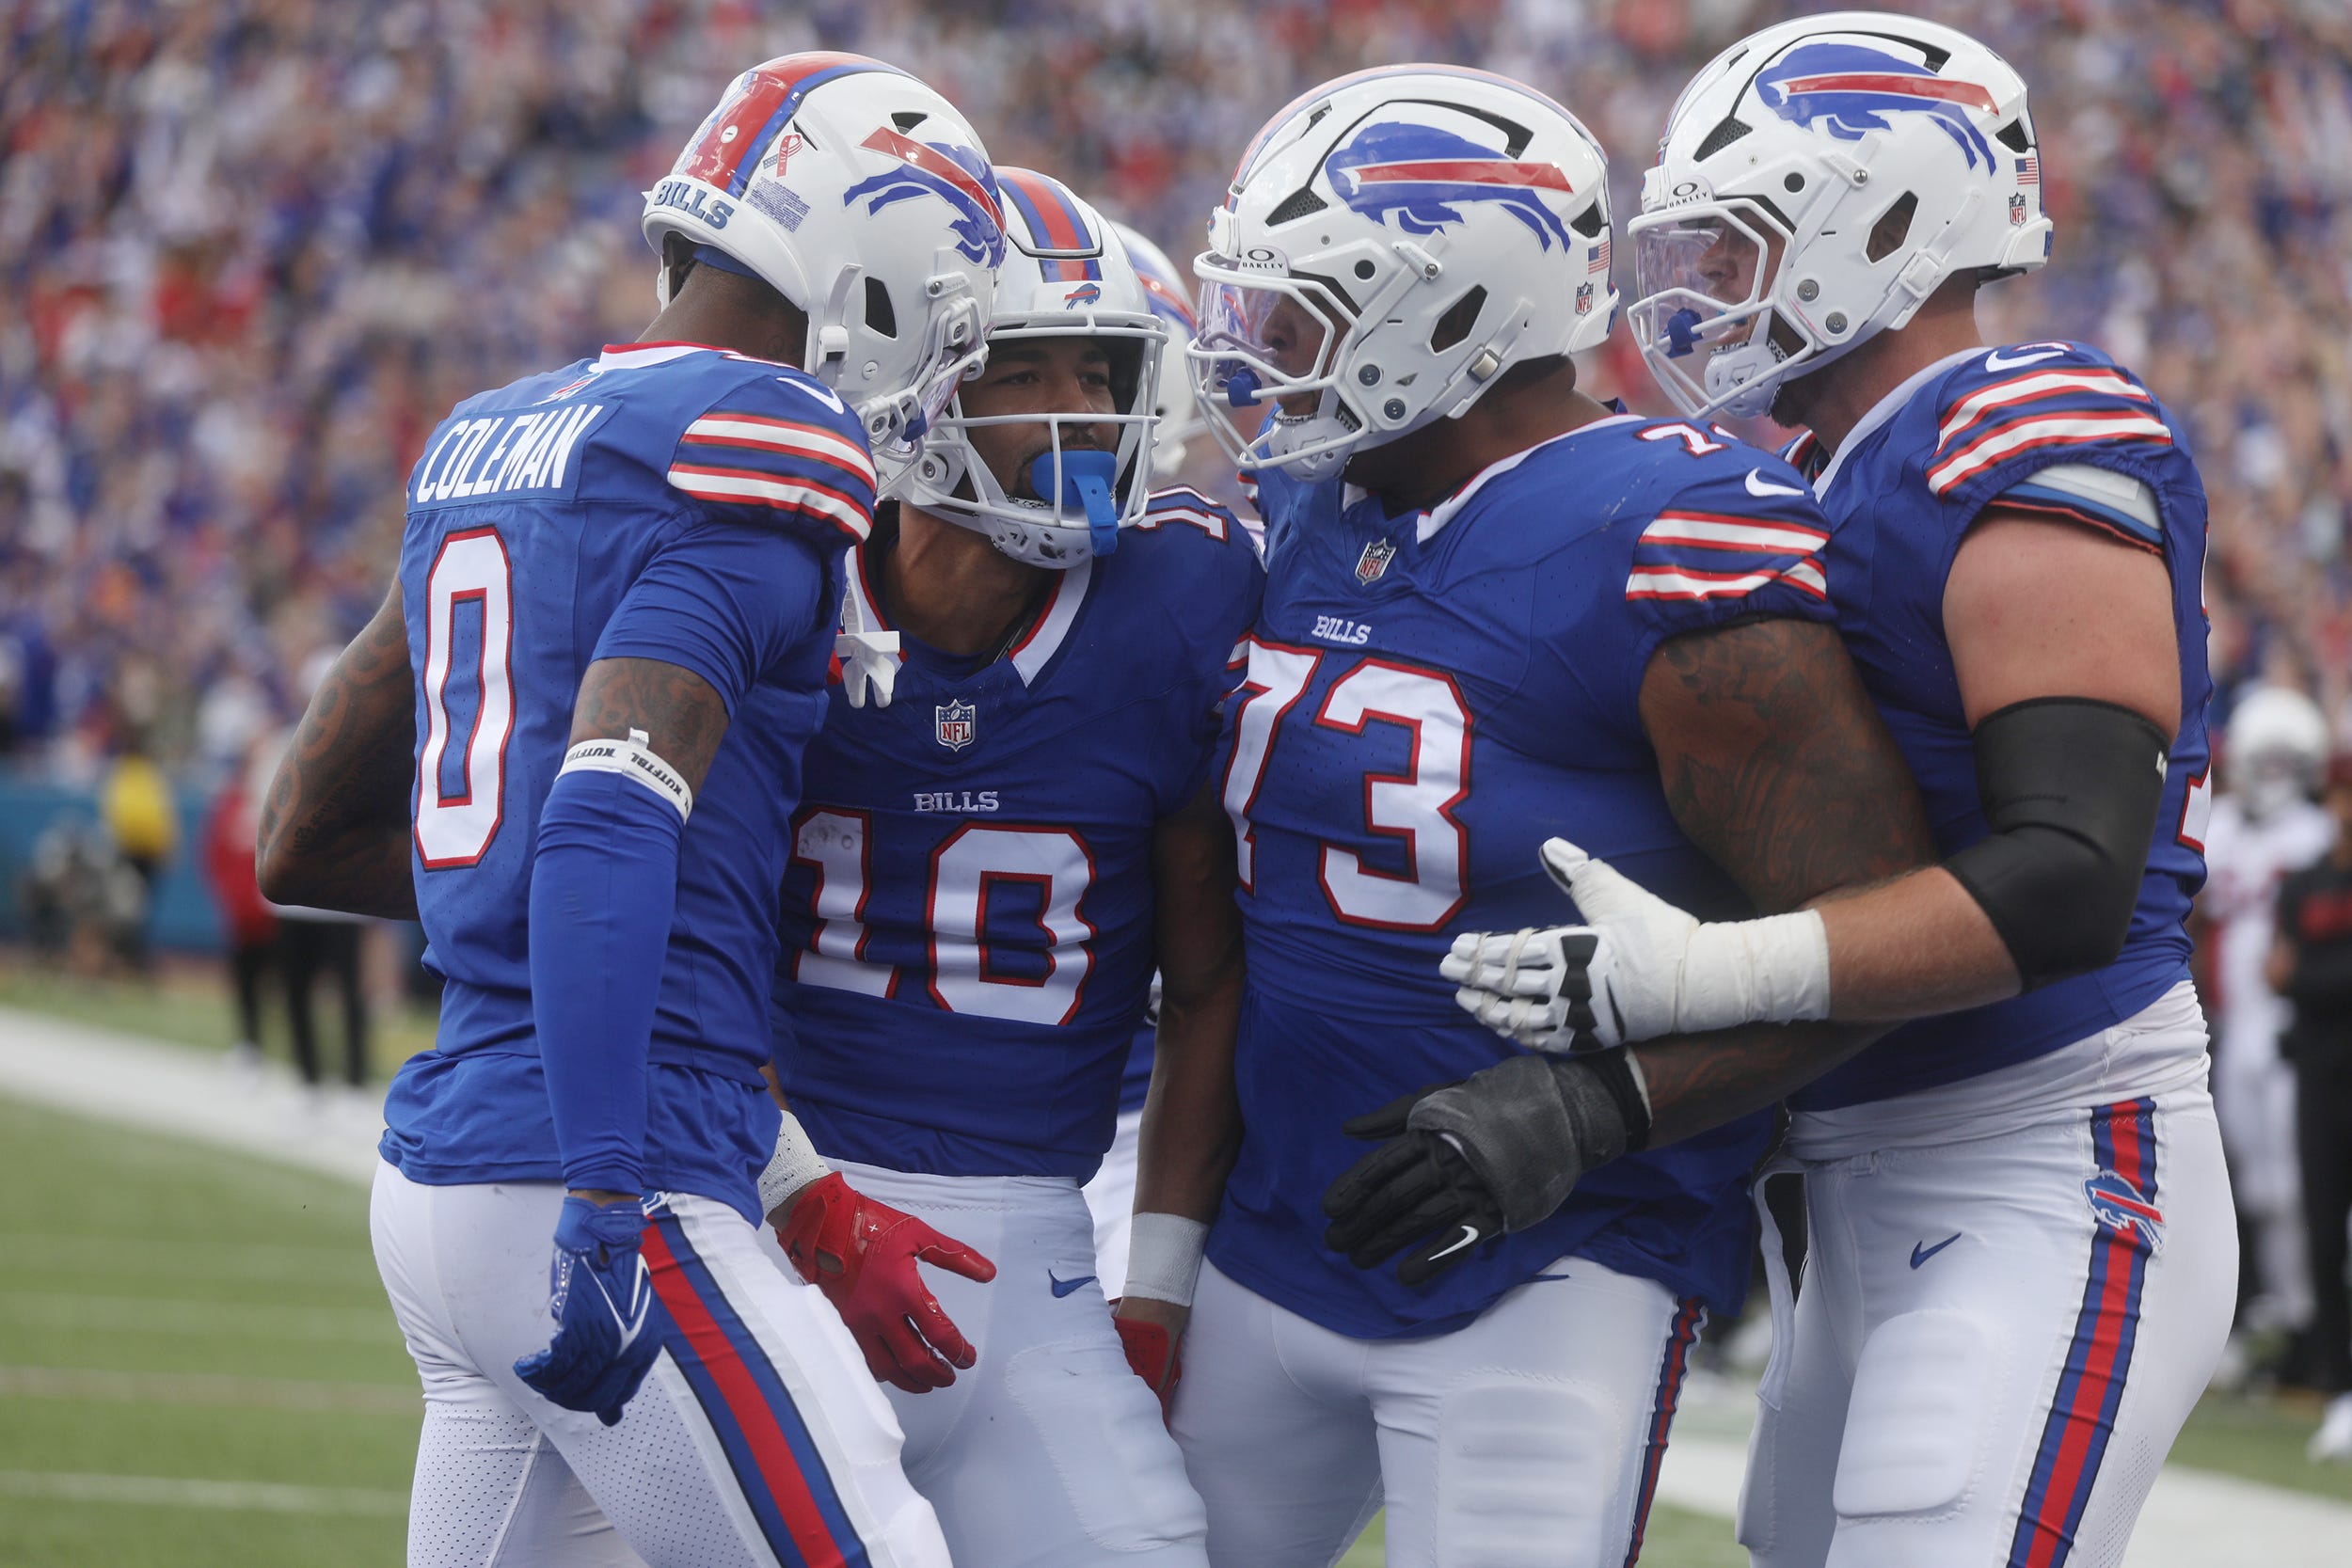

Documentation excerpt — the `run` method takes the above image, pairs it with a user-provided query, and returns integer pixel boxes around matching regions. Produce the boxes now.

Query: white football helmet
[900,168,1167,569]
[1107,221,1208,483]
[1188,66,1616,481]
[1628,12,2052,421]
[2227,686,2329,821]
[643,53,1006,489]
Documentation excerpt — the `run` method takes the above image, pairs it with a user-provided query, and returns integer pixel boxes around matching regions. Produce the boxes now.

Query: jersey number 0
[415,527,516,868]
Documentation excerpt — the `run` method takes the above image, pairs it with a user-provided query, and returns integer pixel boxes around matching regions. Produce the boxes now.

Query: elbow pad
[1944,698,2171,991]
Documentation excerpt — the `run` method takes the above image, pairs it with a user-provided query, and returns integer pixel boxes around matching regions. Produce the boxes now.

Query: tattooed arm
[1628,616,1967,1145]
[257,582,419,919]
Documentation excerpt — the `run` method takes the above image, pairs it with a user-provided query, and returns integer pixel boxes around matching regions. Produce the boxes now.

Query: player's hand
[1444,838,1706,1049]
[1321,1084,1510,1287]
[778,1173,996,1394]
[514,1195,660,1426]
[1112,1297,1185,1425]
[1323,1053,1642,1287]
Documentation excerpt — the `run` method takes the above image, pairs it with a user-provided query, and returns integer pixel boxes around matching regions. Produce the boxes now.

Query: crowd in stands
[4,0,2350,788]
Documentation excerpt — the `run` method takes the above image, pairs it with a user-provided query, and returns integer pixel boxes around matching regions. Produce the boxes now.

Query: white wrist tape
[559,727,693,820]
[1678,909,1832,1032]
[1122,1212,1210,1307]
[756,1111,833,1220]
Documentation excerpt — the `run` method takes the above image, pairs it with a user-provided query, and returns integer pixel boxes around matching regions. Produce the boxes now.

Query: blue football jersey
[1214,414,1841,1338]
[380,341,873,1219]
[772,488,1263,1178]
[1785,341,2214,1111]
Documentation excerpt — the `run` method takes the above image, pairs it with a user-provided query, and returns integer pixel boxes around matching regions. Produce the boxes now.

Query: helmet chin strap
[1026,450,1121,556]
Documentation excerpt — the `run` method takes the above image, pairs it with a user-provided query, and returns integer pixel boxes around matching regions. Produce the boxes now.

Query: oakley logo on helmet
[1324,121,1578,252]
[842,127,1008,267]
[1755,41,1998,169]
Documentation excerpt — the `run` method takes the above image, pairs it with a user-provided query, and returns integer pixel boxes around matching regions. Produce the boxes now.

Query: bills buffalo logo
[1356,539,1396,584]
[1323,121,1577,252]
[1062,281,1103,309]
[1755,42,1998,170]
[2084,1169,2164,1250]
[843,128,1008,267]
[935,699,977,751]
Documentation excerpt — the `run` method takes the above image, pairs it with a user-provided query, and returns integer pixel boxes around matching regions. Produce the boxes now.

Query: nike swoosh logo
[1910,1233,1963,1269]
[1429,1225,1483,1261]
[1983,347,2067,372]
[1047,1272,1097,1298]
[787,377,849,415]
[1745,468,1807,499]
[1529,1272,1574,1283]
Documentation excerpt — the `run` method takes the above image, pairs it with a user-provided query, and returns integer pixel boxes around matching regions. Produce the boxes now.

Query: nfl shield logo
[1575,281,1595,316]
[935,700,977,752]
[2009,192,2027,226]
[1356,539,1396,585]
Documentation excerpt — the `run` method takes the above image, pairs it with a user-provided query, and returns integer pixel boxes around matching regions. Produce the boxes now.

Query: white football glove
[834,585,900,710]
[1440,838,1833,1050]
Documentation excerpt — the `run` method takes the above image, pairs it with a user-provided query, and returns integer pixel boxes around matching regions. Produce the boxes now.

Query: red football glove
[777,1173,996,1394]
[1115,1313,1182,1425]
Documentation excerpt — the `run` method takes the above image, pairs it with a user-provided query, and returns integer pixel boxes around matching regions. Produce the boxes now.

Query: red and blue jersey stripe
[998,168,1103,282]
[1624,456,1832,605]
[643,1213,871,1567]
[678,54,906,198]
[1924,345,2173,500]
[2005,1098,2162,1568]
[665,368,879,543]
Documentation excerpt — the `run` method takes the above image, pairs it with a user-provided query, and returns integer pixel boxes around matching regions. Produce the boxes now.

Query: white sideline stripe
[0,1363,417,1415]
[0,1289,397,1343]
[0,1468,408,1516]
[7,1009,2352,1564]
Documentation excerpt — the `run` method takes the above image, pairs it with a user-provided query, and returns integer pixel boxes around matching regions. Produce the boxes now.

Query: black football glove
[1322,1053,1651,1288]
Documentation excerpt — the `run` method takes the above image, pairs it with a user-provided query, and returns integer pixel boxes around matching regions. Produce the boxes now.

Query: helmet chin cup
[1028,451,1120,557]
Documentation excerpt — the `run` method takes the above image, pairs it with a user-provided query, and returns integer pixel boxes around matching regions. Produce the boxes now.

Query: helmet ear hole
[865,277,898,339]
[1430,285,1488,353]
[1867,193,1919,263]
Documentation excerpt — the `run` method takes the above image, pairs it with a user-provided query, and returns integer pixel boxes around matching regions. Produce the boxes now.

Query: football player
[1423,13,2235,1565]
[257,55,1005,1568]
[1127,67,1942,1568]
[2203,686,2334,1345]
[759,168,1261,1567]
[1080,220,1222,1295]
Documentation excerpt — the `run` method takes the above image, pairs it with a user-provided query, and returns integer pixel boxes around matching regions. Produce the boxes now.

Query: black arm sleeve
[1943,697,2172,991]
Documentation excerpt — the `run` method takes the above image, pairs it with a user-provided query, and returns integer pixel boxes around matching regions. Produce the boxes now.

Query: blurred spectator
[2270,754,2352,1460]
[4,1,2350,794]
[2202,686,2337,1353]
[98,736,178,966]
[20,818,144,973]
[200,737,278,1073]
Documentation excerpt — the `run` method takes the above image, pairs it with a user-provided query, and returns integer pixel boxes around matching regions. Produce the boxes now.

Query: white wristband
[1122,1212,1210,1307]
[756,1112,833,1221]
[1681,909,1832,1031]
[558,727,693,820]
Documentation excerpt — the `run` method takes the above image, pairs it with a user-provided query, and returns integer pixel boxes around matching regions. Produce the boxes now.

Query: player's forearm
[257,582,420,920]
[1810,865,2020,1022]
[1634,1019,1893,1147]
[1132,973,1246,1223]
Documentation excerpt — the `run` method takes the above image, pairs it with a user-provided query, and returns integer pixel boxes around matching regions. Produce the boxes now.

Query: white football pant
[372,1164,948,1568]
[1740,982,2235,1568]
[762,1161,1210,1568]
[1173,1254,1705,1568]
[1080,1103,1144,1295]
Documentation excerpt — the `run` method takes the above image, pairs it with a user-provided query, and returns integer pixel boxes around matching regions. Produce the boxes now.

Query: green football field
[1,963,2346,1565]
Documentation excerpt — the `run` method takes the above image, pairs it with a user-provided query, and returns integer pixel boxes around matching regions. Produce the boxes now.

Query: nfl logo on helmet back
[935,700,977,752]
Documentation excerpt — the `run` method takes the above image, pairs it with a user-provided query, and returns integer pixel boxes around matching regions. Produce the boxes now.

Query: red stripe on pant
[1622,1296,1704,1567]
[641,1222,848,1567]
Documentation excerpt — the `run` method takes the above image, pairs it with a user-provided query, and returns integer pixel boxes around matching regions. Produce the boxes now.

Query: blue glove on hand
[513,1196,660,1426]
